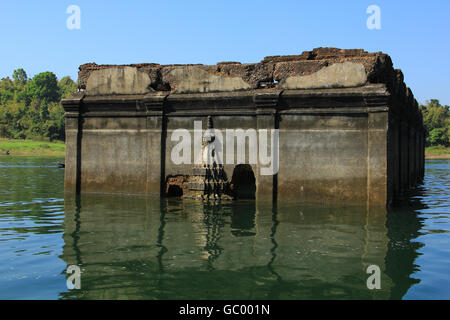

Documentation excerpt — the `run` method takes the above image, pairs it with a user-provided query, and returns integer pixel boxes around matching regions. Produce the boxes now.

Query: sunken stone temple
[62,47,425,207]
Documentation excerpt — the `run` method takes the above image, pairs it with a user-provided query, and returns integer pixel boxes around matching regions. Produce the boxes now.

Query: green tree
[22,72,60,105]
[428,128,448,146]
[12,69,28,86]
[45,102,66,141]
[58,76,77,99]
[0,77,14,105]
[420,99,450,147]
[0,68,75,141]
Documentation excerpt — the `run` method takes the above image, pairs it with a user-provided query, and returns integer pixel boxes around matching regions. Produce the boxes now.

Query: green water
[0,157,449,299]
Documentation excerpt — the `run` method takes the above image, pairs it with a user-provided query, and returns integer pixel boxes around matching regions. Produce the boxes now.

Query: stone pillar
[400,120,409,196]
[388,114,400,204]
[142,93,168,196]
[253,91,281,202]
[409,123,416,188]
[415,124,420,183]
[62,92,85,193]
[421,127,424,179]
[367,111,389,206]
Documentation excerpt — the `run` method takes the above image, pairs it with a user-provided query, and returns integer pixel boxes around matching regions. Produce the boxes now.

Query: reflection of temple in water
[59,194,424,299]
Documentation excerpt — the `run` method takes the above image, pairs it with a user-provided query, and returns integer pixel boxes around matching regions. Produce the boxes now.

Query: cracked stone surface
[77,47,409,96]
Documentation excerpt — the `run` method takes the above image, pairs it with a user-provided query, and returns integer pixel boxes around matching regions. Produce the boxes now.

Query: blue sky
[0,0,449,105]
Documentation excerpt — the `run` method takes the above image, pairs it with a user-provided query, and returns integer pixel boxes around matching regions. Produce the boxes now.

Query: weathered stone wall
[63,48,424,207]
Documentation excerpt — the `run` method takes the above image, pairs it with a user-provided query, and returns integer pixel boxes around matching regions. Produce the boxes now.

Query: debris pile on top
[76,47,412,100]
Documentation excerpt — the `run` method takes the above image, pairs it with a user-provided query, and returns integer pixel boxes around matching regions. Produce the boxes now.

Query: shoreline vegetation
[425,145,450,159]
[0,138,65,156]
[0,138,449,159]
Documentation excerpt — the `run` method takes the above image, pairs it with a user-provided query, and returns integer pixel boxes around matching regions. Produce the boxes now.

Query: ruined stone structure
[62,47,425,207]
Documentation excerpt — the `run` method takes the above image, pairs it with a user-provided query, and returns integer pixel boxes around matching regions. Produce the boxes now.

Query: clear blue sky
[0,0,449,105]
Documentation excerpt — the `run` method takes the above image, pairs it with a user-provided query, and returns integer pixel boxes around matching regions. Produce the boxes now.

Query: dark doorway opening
[167,185,183,197]
[230,164,256,199]
[164,175,188,197]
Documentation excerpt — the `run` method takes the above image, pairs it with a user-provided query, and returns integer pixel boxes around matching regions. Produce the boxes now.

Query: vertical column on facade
[388,113,400,203]
[400,120,409,196]
[416,127,420,182]
[415,119,421,183]
[418,110,425,181]
[397,114,402,199]
[62,92,85,194]
[367,109,389,206]
[253,91,281,203]
[409,122,416,188]
[415,125,419,183]
[421,127,425,179]
[143,93,168,196]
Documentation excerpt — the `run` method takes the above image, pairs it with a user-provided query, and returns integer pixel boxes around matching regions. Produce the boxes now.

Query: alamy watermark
[66,5,380,31]
[366,5,381,30]
[66,265,81,289]
[171,121,279,176]
[366,264,381,290]
[66,5,81,30]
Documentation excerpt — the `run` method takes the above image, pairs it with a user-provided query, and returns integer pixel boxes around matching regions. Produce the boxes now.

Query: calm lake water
[0,156,449,300]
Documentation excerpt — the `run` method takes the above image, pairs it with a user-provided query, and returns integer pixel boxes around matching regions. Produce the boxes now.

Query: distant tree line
[419,99,450,147]
[0,69,77,141]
